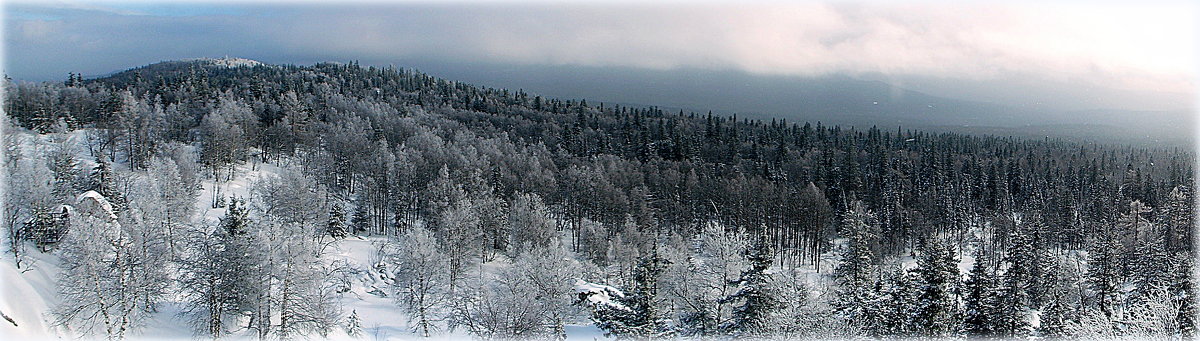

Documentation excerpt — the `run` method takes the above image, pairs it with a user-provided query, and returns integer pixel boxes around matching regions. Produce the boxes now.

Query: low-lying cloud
[4,2,1195,102]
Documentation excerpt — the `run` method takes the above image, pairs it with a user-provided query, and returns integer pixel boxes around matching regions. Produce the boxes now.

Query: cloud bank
[4,1,1195,102]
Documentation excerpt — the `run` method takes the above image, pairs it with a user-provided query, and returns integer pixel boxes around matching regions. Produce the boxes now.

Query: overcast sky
[4,0,1197,112]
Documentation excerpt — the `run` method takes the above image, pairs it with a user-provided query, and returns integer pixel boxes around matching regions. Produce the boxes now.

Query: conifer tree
[593,246,671,339]
[1038,290,1073,337]
[912,237,959,336]
[994,225,1036,337]
[963,246,997,337]
[1088,230,1122,319]
[721,237,781,336]
[327,203,348,238]
[345,310,363,338]
[834,200,879,323]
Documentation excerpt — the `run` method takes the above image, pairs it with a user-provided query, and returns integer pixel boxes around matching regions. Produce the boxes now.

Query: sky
[3,0,1197,127]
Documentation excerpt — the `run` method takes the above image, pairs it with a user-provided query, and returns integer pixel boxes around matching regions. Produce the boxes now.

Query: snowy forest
[1,58,1195,340]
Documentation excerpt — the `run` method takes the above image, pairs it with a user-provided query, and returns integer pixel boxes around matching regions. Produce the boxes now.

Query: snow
[187,56,264,68]
[76,190,117,221]
[0,250,61,340]
[0,126,609,340]
[574,279,627,310]
[194,160,284,226]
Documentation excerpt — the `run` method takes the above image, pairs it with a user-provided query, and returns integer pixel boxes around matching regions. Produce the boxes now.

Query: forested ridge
[3,58,1195,339]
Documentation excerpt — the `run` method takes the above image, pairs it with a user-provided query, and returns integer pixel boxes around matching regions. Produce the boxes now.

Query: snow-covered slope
[1,134,607,339]
[0,251,60,340]
[185,56,264,68]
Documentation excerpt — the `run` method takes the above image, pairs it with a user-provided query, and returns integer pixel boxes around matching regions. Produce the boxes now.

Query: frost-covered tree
[199,93,256,179]
[1038,289,1075,337]
[592,245,671,339]
[5,137,60,258]
[250,170,342,338]
[1089,229,1122,320]
[862,264,921,337]
[135,156,197,259]
[452,273,544,340]
[452,243,581,340]
[345,310,363,338]
[87,158,128,213]
[384,227,450,337]
[178,198,262,338]
[1162,186,1193,252]
[54,192,165,340]
[834,200,879,323]
[661,221,748,336]
[437,197,484,290]
[962,245,998,337]
[720,237,781,336]
[327,203,348,238]
[1169,252,1196,336]
[47,120,82,201]
[510,241,582,337]
[993,223,1037,337]
[507,192,555,256]
[113,91,165,170]
[120,174,176,315]
[911,237,959,336]
[771,267,822,336]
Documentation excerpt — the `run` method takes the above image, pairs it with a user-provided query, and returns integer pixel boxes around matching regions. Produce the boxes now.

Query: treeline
[2,59,1195,339]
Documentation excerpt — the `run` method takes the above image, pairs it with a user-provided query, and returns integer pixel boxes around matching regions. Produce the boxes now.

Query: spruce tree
[1038,290,1073,337]
[327,203,348,238]
[721,237,781,336]
[834,200,879,323]
[88,158,127,213]
[962,246,997,337]
[593,246,671,339]
[345,310,363,338]
[1170,252,1196,337]
[1088,230,1121,319]
[994,224,1036,337]
[912,237,959,336]
[220,198,250,236]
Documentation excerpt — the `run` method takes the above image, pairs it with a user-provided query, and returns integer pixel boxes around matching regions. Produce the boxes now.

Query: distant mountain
[89,58,1192,146]
[87,57,268,86]
[184,57,264,68]
[402,61,1193,146]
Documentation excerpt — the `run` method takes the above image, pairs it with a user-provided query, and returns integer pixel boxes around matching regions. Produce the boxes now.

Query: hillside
[2,59,1194,340]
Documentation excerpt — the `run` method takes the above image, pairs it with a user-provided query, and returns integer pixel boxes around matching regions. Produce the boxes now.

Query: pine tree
[351,200,370,235]
[88,158,127,213]
[48,134,81,200]
[994,221,1036,337]
[862,264,921,336]
[220,198,250,236]
[1130,233,1170,303]
[1163,186,1193,252]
